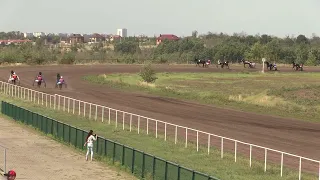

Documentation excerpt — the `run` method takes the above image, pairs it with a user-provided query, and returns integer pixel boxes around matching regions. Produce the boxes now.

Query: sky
[0,0,319,38]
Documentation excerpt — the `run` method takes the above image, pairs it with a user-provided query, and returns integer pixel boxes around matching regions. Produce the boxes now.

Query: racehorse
[33,78,46,88]
[292,61,303,71]
[216,60,230,69]
[265,61,278,71]
[8,77,20,86]
[240,59,255,68]
[194,58,210,68]
[55,80,67,90]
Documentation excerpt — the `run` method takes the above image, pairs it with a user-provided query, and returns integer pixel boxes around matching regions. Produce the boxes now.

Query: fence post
[68,98,70,113]
[141,152,145,178]
[138,116,140,134]
[221,137,224,158]
[164,122,167,141]
[101,107,104,122]
[250,145,252,167]
[165,161,168,180]
[68,125,71,144]
[177,165,181,180]
[152,156,156,180]
[75,128,78,148]
[73,99,75,114]
[280,153,283,177]
[54,94,56,110]
[115,110,118,128]
[112,142,116,164]
[4,148,6,173]
[235,141,237,162]
[264,149,267,172]
[147,118,149,135]
[130,114,132,132]
[103,139,107,156]
[78,101,81,116]
[122,112,125,130]
[156,120,158,138]
[175,125,178,144]
[299,157,302,180]
[192,171,195,180]
[108,108,111,124]
[89,103,91,119]
[196,130,199,152]
[208,134,210,155]
[83,103,86,117]
[185,128,188,148]
[95,105,97,121]
[131,149,135,174]
[122,145,125,166]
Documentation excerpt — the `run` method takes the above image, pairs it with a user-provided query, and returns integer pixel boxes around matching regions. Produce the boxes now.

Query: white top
[86,135,97,147]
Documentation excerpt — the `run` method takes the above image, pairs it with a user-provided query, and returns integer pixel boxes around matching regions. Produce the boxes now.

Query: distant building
[156,34,179,45]
[69,34,84,45]
[23,33,34,38]
[110,35,121,42]
[32,32,46,38]
[0,39,32,45]
[117,28,127,38]
[89,33,105,43]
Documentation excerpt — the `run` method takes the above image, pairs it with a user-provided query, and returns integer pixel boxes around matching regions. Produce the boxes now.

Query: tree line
[1,31,320,65]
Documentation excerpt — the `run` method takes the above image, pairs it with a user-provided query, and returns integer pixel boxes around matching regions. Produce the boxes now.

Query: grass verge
[83,72,320,122]
[0,95,317,180]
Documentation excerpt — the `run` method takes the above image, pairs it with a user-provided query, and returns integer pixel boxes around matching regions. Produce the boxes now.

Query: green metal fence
[1,101,220,180]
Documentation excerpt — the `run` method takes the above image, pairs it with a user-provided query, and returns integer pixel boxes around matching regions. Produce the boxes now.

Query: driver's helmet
[60,76,63,79]
[39,72,42,75]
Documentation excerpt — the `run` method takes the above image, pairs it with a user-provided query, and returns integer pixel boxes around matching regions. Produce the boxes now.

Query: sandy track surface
[0,117,136,180]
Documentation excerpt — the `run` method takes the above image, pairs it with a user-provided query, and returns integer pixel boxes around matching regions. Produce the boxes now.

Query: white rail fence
[0,81,319,180]
[0,144,7,176]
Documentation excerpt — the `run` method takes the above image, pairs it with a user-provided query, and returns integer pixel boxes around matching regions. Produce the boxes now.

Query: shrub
[60,52,76,64]
[139,63,157,83]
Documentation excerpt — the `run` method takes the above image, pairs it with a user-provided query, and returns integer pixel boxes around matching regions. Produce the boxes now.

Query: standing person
[3,170,16,180]
[83,130,97,161]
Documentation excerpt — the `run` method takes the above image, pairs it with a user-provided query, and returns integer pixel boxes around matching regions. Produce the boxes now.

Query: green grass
[84,72,320,122]
[0,95,317,180]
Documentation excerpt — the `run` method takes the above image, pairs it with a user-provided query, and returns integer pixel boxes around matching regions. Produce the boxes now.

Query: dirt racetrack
[1,64,320,175]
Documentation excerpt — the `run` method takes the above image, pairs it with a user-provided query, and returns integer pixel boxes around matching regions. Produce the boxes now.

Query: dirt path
[0,64,320,174]
[0,117,137,180]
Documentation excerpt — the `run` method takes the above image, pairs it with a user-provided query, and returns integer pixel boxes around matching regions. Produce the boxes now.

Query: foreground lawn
[0,95,317,180]
[84,72,320,122]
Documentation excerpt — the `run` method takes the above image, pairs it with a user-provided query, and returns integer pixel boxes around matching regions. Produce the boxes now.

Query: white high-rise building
[117,28,127,37]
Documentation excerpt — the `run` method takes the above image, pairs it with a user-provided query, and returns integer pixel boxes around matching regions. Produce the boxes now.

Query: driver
[35,72,44,82]
[57,76,65,84]
[8,71,19,82]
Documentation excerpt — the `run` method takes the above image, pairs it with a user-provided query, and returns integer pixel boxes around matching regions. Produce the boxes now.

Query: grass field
[0,94,317,180]
[84,72,320,122]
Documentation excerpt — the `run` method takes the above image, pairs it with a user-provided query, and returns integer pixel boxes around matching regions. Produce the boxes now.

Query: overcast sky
[1,0,319,37]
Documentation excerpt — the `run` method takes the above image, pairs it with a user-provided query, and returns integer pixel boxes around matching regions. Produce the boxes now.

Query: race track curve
[1,64,320,174]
